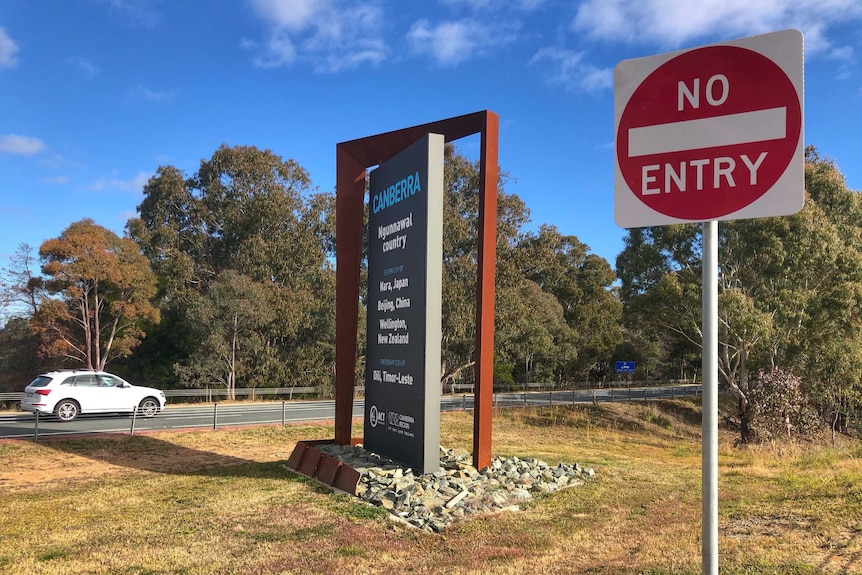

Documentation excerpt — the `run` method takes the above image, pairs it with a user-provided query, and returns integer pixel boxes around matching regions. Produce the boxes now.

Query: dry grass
[0,399,860,574]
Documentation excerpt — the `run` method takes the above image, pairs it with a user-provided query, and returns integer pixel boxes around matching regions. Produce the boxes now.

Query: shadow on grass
[29,433,302,481]
[650,398,705,428]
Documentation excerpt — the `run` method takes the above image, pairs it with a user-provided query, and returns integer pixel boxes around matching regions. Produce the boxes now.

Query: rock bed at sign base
[317,444,596,532]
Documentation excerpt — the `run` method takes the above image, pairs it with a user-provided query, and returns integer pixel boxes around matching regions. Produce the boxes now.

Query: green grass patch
[637,406,674,429]
[37,547,75,562]
[331,495,389,521]
[288,524,337,542]
[335,545,366,557]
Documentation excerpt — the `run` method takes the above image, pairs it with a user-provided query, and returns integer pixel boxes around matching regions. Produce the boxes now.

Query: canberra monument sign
[364,133,444,474]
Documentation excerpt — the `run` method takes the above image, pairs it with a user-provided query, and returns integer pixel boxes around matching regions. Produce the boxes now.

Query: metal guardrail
[447,379,694,394]
[0,387,322,404]
[0,381,698,405]
[162,386,321,402]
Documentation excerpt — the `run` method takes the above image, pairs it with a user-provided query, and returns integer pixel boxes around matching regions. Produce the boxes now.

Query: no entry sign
[614,29,804,227]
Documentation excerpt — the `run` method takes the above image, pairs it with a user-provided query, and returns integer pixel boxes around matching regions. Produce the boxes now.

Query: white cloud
[530,47,612,93]
[247,0,388,73]
[0,134,46,155]
[90,171,150,193]
[440,0,545,12]
[527,0,862,93]
[67,56,99,78]
[107,0,161,28]
[829,46,854,61]
[249,0,321,30]
[252,32,297,68]
[129,84,176,102]
[572,0,862,55]
[40,153,70,170]
[407,18,520,66]
[0,27,19,69]
[42,175,70,185]
[828,46,855,80]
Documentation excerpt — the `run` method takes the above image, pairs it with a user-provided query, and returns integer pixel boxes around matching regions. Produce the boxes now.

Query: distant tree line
[1,144,860,443]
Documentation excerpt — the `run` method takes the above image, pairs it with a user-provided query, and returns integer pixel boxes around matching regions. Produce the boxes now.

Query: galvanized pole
[702,220,719,575]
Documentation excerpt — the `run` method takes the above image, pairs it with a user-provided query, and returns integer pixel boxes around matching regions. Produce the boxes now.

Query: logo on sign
[387,411,414,431]
[369,405,385,428]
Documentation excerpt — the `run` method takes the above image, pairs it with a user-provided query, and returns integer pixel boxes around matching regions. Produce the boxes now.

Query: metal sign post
[702,220,719,575]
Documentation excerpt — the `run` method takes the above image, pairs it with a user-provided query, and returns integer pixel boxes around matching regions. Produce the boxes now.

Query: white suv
[21,370,166,422]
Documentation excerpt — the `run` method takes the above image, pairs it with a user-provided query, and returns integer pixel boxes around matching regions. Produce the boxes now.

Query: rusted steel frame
[473,114,498,470]
[334,110,498,470]
[334,147,365,446]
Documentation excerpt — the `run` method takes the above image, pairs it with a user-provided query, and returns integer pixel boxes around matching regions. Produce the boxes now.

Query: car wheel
[138,397,160,418]
[55,400,80,422]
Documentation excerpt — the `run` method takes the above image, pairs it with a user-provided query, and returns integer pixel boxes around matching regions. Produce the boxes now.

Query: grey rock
[315,443,595,533]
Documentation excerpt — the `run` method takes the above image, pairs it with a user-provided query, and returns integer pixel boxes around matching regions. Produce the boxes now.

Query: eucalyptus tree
[127,145,336,389]
[0,244,50,390]
[616,147,862,441]
[439,148,619,388]
[516,224,622,382]
[438,146,530,387]
[0,317,42,393]
[793,149,862,435]
[174,270,272,400]
[33,219,159,371]
[0,243,43,320]
[496,279,578,386]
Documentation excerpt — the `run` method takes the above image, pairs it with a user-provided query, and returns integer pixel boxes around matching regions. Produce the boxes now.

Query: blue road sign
[615,361,636,373]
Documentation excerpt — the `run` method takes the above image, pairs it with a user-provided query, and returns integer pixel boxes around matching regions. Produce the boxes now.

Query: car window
[60,376,77,386]
[98,375,124,387]
[28,376,53,388]
[75,374,100,387]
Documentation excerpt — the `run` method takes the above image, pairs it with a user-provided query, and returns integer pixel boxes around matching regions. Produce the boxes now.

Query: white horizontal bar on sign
[628,107,787,157]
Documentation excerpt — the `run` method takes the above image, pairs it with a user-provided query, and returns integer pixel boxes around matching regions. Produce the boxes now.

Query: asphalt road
[0,385,701,440]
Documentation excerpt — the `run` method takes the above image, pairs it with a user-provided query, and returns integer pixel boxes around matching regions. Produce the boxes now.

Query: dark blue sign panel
[615,361,636,373]
[364,134,443,474]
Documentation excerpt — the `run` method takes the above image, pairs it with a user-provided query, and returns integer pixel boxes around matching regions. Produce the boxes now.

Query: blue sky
[1,0,860,271]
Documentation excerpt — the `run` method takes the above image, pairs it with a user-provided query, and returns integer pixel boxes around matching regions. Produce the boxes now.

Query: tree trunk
[738,395,757,444]
[228,311,238,401]
[831,409,840,446]
[93,285,102,371]
[81,296,93,369]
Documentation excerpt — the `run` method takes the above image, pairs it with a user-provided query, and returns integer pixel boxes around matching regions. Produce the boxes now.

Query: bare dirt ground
[0,426,296,491]
[0,400,316,492]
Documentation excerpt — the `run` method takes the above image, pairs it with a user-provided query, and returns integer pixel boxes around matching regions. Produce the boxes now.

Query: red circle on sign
[617,45,801,220]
